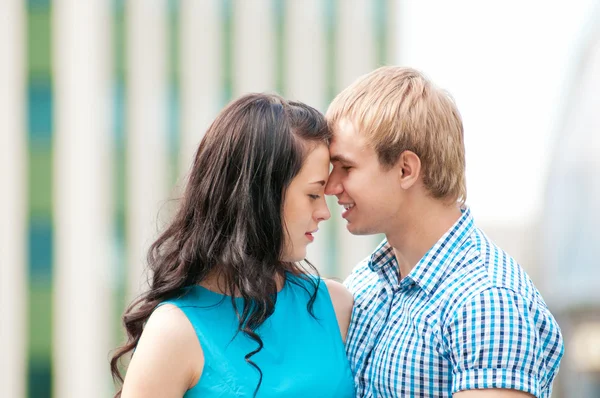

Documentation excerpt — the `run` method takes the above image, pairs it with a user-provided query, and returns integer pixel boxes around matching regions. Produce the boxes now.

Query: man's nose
[325,172,343,196]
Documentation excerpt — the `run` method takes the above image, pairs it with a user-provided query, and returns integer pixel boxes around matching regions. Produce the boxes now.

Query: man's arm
[454,389,534,398]
[444,286,562,397]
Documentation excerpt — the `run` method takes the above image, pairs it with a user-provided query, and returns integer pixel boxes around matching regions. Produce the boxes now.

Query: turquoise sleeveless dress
[163,273,356,397]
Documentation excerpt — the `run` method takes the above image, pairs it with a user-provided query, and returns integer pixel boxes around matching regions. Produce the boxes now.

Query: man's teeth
[343,204,354,210]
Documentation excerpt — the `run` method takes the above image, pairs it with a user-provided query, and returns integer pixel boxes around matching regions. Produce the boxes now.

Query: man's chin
[346,222,374,236]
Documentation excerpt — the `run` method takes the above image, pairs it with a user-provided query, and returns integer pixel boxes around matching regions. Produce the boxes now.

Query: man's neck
[387,200,463,280]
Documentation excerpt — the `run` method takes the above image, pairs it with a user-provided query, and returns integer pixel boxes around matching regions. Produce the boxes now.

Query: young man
[325,66,563,398]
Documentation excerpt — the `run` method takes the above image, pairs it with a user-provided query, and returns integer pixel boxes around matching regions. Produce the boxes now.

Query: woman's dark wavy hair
[110,93,331,397]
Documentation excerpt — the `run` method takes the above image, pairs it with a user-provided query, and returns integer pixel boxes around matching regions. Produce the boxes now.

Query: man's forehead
[332,118,358,136]
[330,119,369,148]
[327,140,342,160]
[328,139,359,165]
[329,119,356,145]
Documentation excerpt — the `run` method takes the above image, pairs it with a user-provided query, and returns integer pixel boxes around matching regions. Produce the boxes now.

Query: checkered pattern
[344,208,564,397]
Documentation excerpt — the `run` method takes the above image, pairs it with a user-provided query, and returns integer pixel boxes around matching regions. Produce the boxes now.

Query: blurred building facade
[478,4,600,394]
[540,8,600,396]
[0,0,395,397]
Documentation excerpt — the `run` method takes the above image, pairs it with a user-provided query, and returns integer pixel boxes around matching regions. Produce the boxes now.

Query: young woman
[110,93,355,398]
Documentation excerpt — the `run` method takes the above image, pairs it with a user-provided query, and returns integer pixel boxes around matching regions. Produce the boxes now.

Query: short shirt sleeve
[444,287,562,396]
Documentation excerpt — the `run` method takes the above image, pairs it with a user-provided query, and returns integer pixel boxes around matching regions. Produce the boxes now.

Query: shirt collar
[367,239,400,287]
[410,207,475,296]
[367,207,475,295]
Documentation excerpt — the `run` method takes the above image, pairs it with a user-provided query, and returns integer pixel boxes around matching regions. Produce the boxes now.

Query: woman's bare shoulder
[120,304,204,397]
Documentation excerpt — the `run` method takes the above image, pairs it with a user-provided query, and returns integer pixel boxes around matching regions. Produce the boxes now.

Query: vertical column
[386,0,397,65]
[336,0,377,89]
[284,0,333,275]
[179,0,222,175]
[126,0,170,299]
[52,0,113,396]
[335,0,379,276]
[284,0,326,114]
[232,0,276,96]
[0,1,27,397]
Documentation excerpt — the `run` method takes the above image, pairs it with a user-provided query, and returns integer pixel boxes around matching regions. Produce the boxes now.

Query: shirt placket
[361,266,399,396]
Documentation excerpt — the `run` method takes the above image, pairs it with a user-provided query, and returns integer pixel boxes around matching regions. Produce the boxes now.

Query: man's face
[325,119,404,236]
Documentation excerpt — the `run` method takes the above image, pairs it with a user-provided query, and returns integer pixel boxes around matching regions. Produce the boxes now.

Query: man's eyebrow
[330,154,356,165]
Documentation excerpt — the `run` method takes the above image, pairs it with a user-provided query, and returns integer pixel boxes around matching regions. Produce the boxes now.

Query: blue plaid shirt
[344,208,564,397]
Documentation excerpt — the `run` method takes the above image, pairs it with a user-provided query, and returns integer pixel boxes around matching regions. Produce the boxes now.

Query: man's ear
[397,150,421,190]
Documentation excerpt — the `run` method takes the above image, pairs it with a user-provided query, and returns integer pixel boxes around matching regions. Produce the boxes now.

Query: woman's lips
[305,229,318,242]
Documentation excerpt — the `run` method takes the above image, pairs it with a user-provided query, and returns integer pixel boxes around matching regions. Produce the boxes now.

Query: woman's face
[281,144,331,262]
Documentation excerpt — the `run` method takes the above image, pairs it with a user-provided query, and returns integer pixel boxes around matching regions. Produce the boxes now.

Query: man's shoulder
[440,228,546,330]
[469,226,541,299]
[429,228,521,323]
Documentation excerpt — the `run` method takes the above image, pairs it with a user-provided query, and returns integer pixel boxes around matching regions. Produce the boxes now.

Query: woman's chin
[281,249,306,263]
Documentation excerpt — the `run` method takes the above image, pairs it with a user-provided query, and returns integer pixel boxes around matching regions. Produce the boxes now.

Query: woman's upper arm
[324,279,354,342]
[120,304,204,398]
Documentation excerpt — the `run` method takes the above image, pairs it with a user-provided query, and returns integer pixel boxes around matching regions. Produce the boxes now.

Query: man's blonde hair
[327,66,466,204]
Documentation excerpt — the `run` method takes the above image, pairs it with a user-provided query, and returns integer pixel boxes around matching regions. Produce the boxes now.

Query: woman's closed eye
[308,194,321,200]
